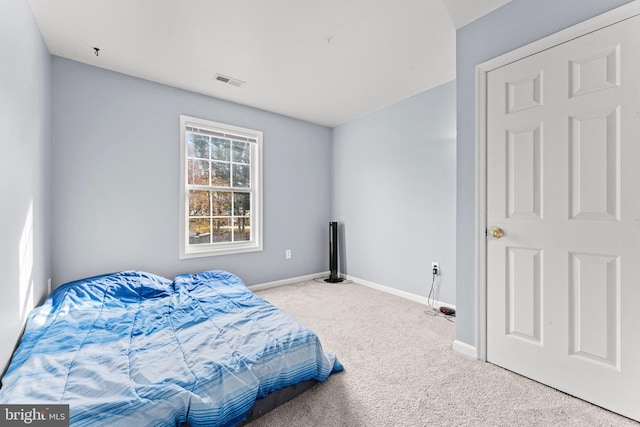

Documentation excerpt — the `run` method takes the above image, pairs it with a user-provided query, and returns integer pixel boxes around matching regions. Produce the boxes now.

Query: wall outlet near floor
[285,249,292,259]
[47,278,52,294]
[431,262,440,275]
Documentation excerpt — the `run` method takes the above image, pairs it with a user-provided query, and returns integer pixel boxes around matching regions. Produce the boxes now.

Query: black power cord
[428,270,436,307]
[426,268,456,321]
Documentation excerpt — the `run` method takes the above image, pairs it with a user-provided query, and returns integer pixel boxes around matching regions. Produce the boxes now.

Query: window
[180,115,262,258]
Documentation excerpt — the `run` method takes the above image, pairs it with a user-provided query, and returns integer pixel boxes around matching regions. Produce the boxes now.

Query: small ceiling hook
[94,47,100,57]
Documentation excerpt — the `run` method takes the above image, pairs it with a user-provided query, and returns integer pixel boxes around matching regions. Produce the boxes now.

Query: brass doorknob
[490,227,504,239]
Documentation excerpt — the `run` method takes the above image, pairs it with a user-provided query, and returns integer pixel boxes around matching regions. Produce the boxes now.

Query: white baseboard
[248,272,329,291]
[343,274,455,310]
[453,340,477,358]
[250,272,475,358]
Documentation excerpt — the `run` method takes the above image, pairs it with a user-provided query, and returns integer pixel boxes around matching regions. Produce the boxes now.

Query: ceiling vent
[215,74,245,87]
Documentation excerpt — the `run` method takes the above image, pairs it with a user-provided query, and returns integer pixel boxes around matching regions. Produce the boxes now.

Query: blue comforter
[0,270,342,426]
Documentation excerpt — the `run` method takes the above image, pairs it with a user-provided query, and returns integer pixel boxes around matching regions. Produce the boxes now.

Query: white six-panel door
[486,14,640,421]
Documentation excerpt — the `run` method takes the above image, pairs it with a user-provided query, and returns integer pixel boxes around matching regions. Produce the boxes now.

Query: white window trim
[179,115,263,259]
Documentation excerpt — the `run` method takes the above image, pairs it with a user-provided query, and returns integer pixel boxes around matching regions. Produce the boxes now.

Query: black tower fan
[325,221,344,283]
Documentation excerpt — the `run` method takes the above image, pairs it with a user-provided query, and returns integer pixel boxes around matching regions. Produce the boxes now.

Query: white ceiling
[441,0,511,29]
[27,0,507,127]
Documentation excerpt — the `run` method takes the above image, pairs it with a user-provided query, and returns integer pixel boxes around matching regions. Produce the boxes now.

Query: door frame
[474,1,640,362]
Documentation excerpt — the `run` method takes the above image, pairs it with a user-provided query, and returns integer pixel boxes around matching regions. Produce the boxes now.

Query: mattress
[0,270,342,426]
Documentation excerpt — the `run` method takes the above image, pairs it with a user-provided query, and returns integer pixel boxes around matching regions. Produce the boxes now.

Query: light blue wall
[13,0,629,371]
[455,0,634,346]
[332,80,457,305]
[0,0,52,370]
[51,58,332,287]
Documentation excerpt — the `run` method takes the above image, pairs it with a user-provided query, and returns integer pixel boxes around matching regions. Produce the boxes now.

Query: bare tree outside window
[180,115,262,257]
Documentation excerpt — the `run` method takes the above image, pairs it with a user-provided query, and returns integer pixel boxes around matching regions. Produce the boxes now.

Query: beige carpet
[248,280,636,427]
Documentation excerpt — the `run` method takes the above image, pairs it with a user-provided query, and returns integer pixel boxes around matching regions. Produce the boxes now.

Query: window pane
[234,218,251,241]
[189,219,210,245]
[233,192,251,216]
[211,162,230,187]
[188,159,209,186]
[189,133,209,159]
[211,138,230,161]
[189,190,210,216]
[182,115,261,257]
[212,191,231,216]
[232,141,251,164]
[233,164,251,188]
[213,218,231,242]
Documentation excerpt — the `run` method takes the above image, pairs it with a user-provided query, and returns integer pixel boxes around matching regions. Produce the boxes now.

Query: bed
[0,270,342,426]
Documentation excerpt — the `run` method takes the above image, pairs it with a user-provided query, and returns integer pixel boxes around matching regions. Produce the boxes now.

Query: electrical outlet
[47,278,52,294]
[285,249,292,259]
[431,262,440,275]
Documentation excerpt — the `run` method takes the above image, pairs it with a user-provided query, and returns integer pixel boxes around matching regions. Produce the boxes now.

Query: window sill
[180,243,262,259]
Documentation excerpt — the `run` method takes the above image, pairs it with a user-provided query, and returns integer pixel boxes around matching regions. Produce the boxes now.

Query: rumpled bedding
[0,270,342,426]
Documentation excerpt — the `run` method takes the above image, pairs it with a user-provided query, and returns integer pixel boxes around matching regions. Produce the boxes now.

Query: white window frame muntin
[180,115,263,258]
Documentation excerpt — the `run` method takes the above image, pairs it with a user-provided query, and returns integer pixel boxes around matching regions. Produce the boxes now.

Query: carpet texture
[248,280,636,426]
